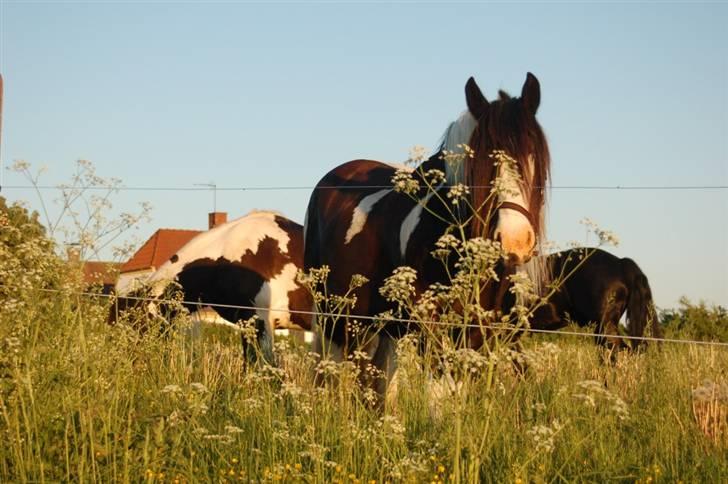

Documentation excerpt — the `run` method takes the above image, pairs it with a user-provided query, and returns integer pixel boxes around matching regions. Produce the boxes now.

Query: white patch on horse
[303,207,309,245]
[149,210,291,291]
[400,186,441,258]
[493,156,536,260]
[344,189,390,244]
[440,111,477,186]
[267,262,300,329]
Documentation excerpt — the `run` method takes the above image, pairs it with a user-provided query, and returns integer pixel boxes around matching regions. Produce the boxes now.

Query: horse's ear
[521,72,541,115]
[465,77,489,118]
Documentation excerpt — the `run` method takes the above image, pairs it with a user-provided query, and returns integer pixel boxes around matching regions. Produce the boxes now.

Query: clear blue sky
[1,1,726,309]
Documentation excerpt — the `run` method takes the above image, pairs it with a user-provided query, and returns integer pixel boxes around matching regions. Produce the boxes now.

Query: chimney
[66,244,81,263]
[208,212,227,229]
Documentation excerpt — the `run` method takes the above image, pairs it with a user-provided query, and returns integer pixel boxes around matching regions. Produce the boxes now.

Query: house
[66,246,122,295]
[82,260,122,294]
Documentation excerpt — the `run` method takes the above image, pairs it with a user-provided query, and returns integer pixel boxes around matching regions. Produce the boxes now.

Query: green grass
[1,292,726,483]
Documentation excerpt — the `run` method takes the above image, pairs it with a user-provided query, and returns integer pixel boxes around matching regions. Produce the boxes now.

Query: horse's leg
[257,314,277,366]
[597,300,626,365]
[355,332,382,406]
[239,316,267,366]
[371,333,398,411]
[312,328,345,362]
[311,311,346,388]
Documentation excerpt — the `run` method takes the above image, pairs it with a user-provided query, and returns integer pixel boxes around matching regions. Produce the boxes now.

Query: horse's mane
[520,253,554,298]
[437,111,477,186]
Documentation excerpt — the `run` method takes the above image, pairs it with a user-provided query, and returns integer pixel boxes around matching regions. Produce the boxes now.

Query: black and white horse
[304,74,551,396]
[110,210,311,359]
[520,247,662,350]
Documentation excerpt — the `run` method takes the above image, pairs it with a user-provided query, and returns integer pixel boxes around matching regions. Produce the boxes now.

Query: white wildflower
[189,382,208,394]
[424,168,446,185]
[392,169,420,195]
[408,145,429,164]
[225,425,244,434]
[447,183,470,205]
[573,380,630,421]
[379,266,418,306]
[526,419,564,454]
[161,384,183,395]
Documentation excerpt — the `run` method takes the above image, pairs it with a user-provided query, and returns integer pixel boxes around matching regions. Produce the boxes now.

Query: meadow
[2,156,728,482]
[1,285,726,483]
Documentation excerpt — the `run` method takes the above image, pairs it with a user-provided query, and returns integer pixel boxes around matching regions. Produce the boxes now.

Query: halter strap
[498,201,535,229]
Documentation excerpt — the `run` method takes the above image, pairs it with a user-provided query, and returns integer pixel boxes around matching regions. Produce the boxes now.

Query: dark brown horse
[520,248,662,351]
[303,74,551,396]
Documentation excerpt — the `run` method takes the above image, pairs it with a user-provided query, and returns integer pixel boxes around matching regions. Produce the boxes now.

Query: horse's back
[181,212,295,264]
[305,159,397,259]
[304,158,416,336]
[555,248,629,325]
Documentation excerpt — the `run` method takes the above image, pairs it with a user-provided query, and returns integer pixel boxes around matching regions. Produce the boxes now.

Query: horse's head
[464,73,550,266]
[106,281,178,331]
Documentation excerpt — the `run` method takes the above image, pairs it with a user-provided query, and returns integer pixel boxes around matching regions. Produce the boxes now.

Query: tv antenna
[194,181,217,212]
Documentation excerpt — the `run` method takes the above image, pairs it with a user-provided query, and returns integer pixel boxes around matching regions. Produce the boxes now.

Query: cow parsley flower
[447,183,470,205]
[432,233,461,260]
[392,169,420,195]
[490,150,522,198]
[509,271,538,304]
[423,168,446,185]
[161,384,183,396]
[526,419,564,454]
[573,380,630,421]
[379,266,418,306]
[580,218,620,247]
[408,145,429,164]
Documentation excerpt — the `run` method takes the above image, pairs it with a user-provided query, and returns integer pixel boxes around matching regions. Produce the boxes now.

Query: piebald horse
[110,210,312,360]
[304,74,551,397]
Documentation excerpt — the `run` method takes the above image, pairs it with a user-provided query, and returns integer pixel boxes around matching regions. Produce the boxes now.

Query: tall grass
[2,157,726,482]
[1,289,726,483]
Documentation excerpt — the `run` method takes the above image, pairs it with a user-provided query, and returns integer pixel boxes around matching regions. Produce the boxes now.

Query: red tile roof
[120,229,201,273]
[83,261,122,286]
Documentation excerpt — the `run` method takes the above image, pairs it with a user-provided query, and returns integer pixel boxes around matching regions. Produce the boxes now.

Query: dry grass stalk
[691,380,728,446]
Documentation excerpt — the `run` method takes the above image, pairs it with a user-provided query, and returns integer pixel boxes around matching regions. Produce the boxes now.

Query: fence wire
[3,184,728,192]
[30,287,728,349]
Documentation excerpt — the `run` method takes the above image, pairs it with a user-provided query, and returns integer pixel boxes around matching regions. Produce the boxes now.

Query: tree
[0,196,64,311]
[660,297,728,343]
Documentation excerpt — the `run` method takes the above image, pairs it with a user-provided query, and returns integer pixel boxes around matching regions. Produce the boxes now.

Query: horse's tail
[622,257,662,346]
